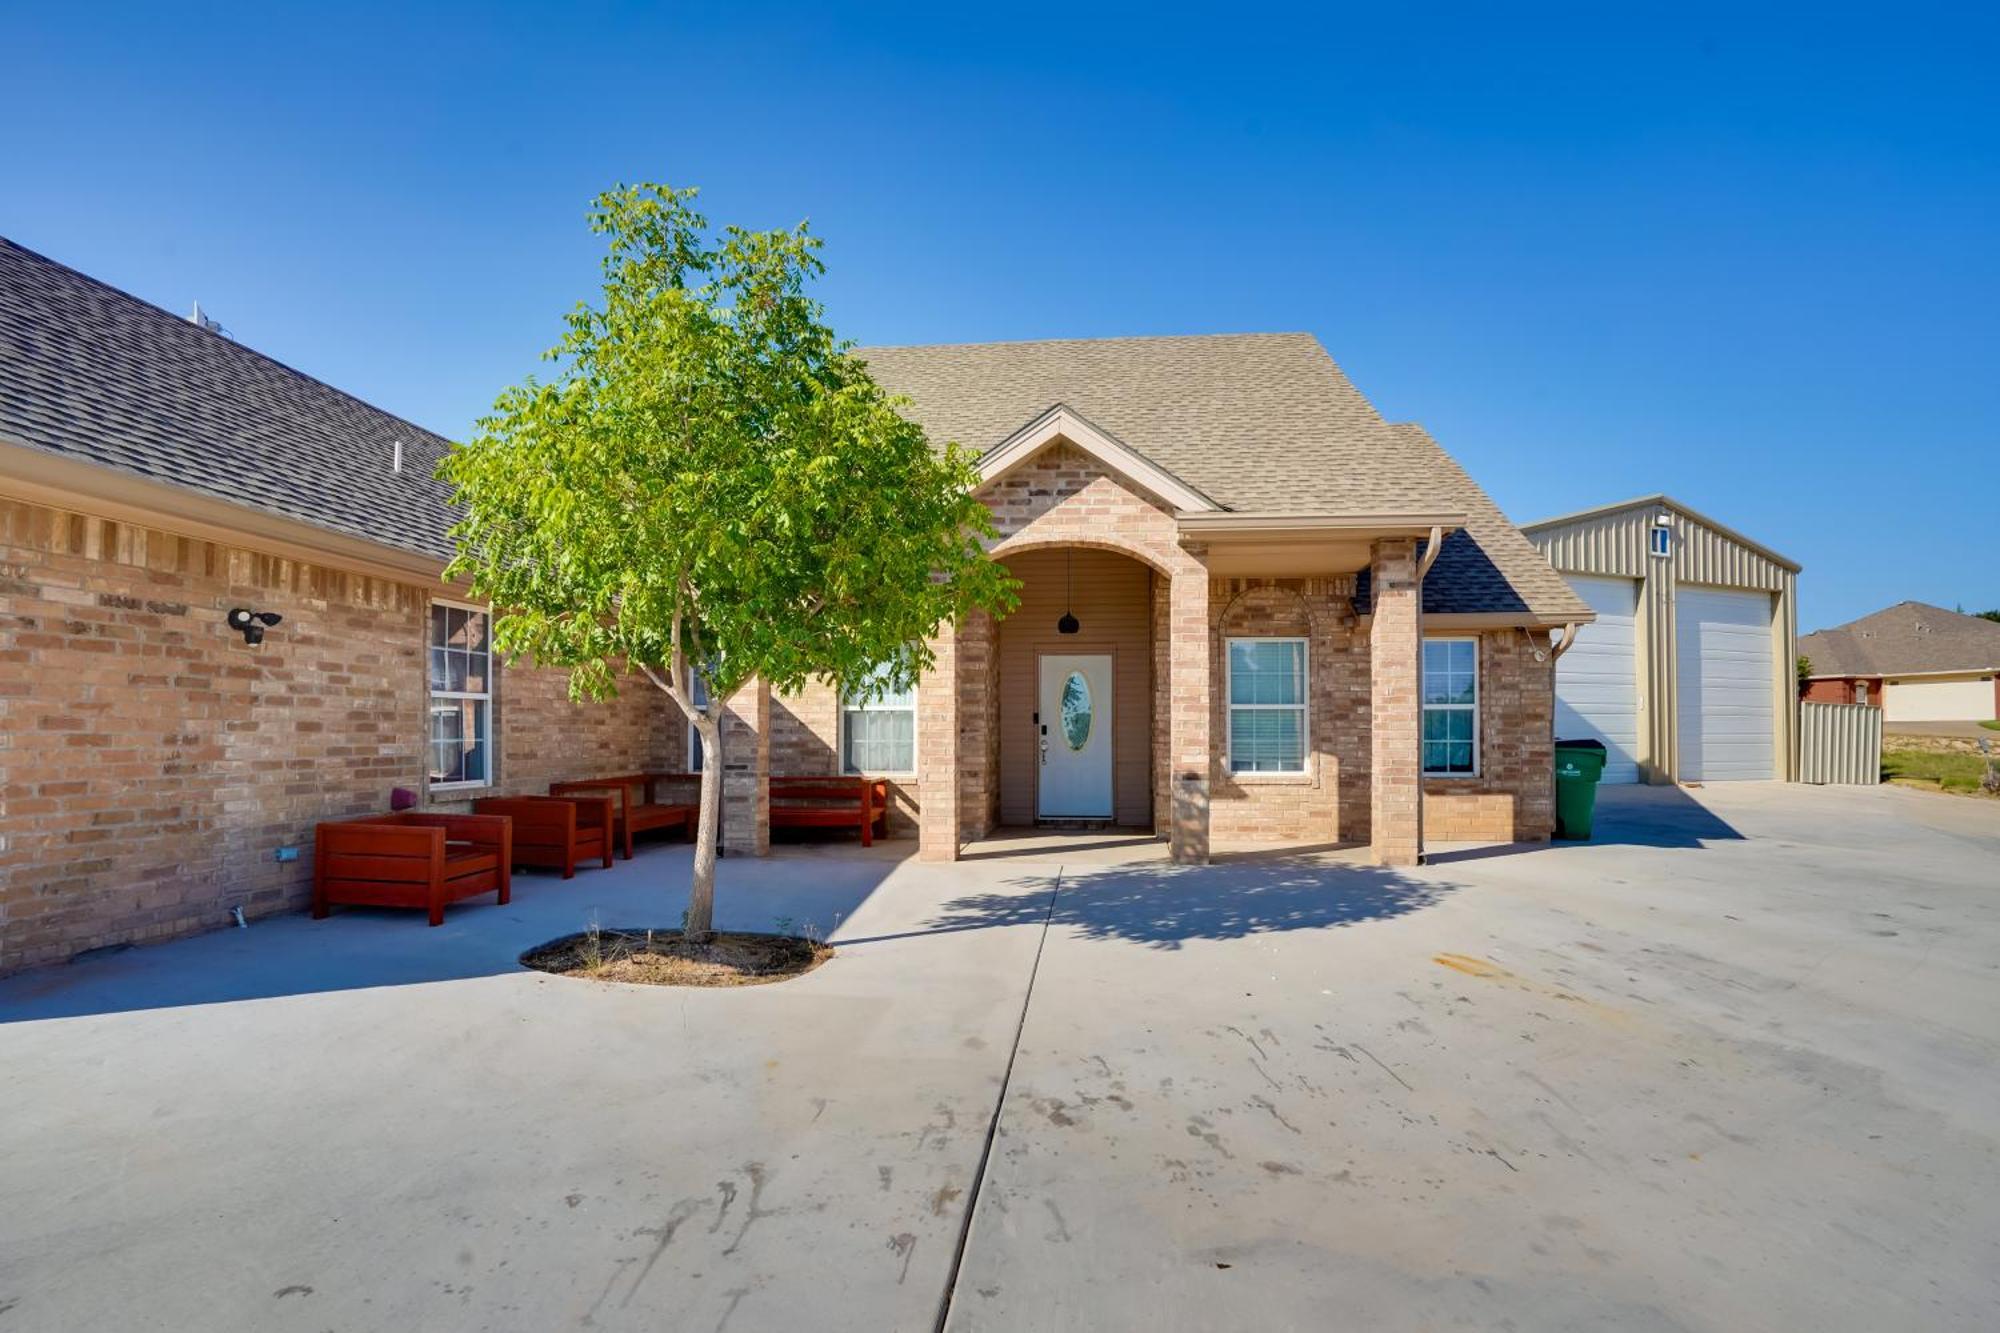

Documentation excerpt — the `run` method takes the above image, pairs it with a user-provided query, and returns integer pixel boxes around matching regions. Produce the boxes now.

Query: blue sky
[7,2,1995,629]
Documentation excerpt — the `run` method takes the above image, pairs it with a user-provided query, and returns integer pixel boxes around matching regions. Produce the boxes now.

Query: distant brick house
[1800,602,2000,721]
[0,239,1589,972]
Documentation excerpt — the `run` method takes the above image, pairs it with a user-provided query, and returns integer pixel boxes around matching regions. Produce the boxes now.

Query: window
[1422,638,1478,776]
[428,602,492,788]
[1649,525,1672,558]
[1227,638,1308,773]
[843,663,916,773]
[687,668,710,772]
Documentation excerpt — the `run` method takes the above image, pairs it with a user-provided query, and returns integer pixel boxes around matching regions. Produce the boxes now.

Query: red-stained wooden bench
[473,793,614,878]
[770,775,891,847]
[312,812,512,927]
[548,774,695,860]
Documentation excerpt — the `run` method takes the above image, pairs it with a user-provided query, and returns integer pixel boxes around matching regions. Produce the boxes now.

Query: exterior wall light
[226,607,283,645]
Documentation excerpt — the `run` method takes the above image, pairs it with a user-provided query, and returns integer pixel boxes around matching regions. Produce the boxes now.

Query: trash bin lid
[1554,738,1607,754]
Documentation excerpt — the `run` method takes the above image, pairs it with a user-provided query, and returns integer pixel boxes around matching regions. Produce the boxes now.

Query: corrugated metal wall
[1799,702,1882,785]
[1527,499,1800,783]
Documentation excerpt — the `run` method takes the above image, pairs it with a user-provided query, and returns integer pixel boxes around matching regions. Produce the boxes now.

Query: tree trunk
[686,711,723,942]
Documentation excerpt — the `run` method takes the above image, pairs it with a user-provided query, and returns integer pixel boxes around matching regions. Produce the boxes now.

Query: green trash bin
[1553,740,1607,840]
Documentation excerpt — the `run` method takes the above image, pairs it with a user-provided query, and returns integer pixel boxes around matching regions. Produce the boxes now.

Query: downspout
[1415,526,1440,864]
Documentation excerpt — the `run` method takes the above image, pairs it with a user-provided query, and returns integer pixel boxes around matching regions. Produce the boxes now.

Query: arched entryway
[989,545,1163,832]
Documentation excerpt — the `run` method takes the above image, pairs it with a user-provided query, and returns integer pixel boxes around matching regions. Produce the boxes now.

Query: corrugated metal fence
[1799,702,1882,785]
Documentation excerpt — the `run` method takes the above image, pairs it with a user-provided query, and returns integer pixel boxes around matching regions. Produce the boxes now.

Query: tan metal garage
[1524,496,1800,784]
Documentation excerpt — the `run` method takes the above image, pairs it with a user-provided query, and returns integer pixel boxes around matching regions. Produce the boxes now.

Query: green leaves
[438,182,1017,713]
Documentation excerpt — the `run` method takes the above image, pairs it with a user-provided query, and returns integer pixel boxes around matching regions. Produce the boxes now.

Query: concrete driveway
[4,783,1998,1331]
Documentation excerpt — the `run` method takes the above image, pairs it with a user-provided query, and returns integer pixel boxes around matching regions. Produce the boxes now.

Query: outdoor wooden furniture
[770,775,891,847]
[548,774,696,859]
[312,812,512,927]
[473,794,614,878]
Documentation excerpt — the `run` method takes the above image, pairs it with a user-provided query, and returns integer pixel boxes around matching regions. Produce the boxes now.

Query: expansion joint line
[932,866,1063,1332]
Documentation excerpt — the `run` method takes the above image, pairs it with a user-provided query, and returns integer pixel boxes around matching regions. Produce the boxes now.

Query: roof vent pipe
[188,302,225,335]
[392,439,404,474]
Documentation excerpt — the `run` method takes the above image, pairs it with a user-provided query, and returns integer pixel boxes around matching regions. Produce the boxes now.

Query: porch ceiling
[1177,511,1466,577]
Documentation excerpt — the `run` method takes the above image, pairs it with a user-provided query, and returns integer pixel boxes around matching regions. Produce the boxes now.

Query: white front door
[1038,654,1113,818]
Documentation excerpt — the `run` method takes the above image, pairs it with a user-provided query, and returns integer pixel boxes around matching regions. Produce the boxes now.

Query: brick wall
[1422,628,1556,843]
[1208,578,1364,844]
[767,681,919,835]
[0,498,672,974]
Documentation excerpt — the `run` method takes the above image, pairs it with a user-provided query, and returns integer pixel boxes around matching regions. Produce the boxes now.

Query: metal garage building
[1523,496,1800,784]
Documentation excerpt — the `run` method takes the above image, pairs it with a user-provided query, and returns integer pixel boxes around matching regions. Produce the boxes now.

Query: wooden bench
[473,794,614,878]
[549,774,696,860]
[313,812,512,927]
[770,776,891,847]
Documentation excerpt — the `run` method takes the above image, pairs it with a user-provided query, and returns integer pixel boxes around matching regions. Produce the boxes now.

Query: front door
[1037,654,1113,819]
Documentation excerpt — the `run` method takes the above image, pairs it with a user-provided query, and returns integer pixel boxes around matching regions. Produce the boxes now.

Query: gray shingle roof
[858,335,1586,621]
[1801,602,2000,676]
[0,237,458,560]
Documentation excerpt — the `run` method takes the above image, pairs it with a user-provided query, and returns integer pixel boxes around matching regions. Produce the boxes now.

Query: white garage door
[1555,576,1641,784]
[1883,675,1998,722]
[1677,586,1774,781]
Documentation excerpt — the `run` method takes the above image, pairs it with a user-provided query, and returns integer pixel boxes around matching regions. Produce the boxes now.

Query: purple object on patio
[390,786,417,811]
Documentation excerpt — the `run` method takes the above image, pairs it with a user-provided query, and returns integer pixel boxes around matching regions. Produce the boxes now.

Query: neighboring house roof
[0,237,458,561]
[1522,492,1802,573]
[860,335,1587,622]
[1800,602,2000,677]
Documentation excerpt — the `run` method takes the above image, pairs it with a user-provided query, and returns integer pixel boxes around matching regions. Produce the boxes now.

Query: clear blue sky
[8,3,1995,630]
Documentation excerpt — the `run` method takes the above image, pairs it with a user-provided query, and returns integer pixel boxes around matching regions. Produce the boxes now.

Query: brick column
[918,620,961,861]
[1369,538,1422,867]
[1168,569,1210,864]
[957,610,998,843]
[720,676,770,857]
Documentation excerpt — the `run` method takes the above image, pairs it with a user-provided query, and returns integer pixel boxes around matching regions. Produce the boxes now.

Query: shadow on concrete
[0,844,903,1024]
[909,856,1459,952]
[1552,784,1747,850]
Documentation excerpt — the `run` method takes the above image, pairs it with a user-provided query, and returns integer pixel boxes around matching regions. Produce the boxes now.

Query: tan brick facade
[0,498,671,974]
[3,441,1558,971]
[1368,539,1424,866]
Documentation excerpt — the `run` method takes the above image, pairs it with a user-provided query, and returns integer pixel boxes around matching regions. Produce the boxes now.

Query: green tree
[440,184,1016,939]
[1796,654,1813,697]
[1976,610,2000,624]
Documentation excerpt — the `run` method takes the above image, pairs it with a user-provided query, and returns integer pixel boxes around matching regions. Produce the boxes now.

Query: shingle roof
[0,237,458,560]
[0,249,1581,622]
[858,335,1586,621]
[1800,602,2000,677]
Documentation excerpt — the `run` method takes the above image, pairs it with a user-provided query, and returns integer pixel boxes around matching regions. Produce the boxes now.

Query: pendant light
[1057,547,1080,634]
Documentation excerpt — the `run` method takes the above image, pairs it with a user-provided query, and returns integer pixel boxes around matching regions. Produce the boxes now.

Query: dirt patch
[521,929,831,987]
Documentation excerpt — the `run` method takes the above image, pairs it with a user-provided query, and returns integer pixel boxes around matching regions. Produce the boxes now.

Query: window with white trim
[428,602,492,788]
[1421,637,1478,776]
[843,663,916,773]
[1227,638,1308,773]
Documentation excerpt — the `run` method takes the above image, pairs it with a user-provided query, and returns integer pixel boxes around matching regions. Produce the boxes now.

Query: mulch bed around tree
[520,929,832,987]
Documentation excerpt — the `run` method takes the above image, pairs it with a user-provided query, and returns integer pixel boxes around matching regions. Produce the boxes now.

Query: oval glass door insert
[1059,671,1093,750]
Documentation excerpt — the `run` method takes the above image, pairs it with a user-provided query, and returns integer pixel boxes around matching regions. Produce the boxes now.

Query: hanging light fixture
[1057,547,1080,635]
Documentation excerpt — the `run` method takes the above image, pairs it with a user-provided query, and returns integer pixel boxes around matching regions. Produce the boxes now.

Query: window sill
[1228,770,1315,785]
[428,782,495,796]
[1422,774,1483,783]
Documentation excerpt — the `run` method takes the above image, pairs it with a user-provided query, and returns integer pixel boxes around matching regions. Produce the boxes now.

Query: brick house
[0,239,1589,972]
[1800,602,2000,721]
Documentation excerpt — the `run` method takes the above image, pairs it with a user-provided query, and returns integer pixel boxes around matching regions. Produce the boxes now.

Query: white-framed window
[1649,525,1672,558]
[1226,637,1309,773]
[428,600,493,789]
[842,663,917,774]
[687,667,710,772]
[1422,637,1479,777]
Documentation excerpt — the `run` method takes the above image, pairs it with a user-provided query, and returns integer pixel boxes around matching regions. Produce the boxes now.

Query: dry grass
[1882,748,2000,797]
[521,929,832,987]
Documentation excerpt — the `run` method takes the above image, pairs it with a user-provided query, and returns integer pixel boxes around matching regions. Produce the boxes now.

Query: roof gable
[1523,493,1800,575]
[975,404,1219,512]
